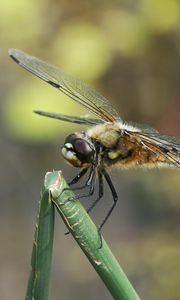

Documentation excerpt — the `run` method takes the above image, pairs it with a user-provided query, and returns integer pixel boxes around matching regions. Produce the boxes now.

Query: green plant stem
[25,179,55,300]
[47,170,141,300]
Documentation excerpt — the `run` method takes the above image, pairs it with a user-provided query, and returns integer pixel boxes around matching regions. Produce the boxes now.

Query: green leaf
[48,170,141,300]
[25,177,55,300]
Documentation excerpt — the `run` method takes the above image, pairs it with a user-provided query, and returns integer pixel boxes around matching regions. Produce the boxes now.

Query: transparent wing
[139,132,180,168]
[9,49,121,123]
[34,110,103,125]
[127,121,159,134]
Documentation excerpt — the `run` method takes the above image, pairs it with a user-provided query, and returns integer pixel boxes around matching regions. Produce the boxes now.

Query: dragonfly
[9,49,180,234]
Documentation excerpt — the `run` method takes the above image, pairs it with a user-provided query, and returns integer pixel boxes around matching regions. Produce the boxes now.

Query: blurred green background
[1,0,180,299]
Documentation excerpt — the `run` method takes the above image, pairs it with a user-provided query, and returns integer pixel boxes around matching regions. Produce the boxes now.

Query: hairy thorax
[87,122,168,169]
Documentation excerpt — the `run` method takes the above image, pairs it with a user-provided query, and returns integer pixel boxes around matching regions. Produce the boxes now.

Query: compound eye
[74,139,94,162]
[75,139,91,155]
[63,134,94,165]
[65,134,77,145]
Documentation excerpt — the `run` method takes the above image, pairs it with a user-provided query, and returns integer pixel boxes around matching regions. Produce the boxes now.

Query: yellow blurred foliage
[4,79,86,142]
[141,0,180,32]
[52,20,113,81]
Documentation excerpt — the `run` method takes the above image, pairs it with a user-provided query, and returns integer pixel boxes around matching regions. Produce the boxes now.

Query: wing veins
[34,110,102,125]
[9,49,120,123]
[59,77,113,122]
[139,133,180,168]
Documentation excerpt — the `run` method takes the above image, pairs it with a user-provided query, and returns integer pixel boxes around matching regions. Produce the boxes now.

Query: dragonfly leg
[68,168,88,186]
[98,169,118,233]
[87,171,103,214]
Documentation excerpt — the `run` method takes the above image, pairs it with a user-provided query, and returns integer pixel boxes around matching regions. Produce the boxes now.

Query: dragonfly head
[62,133,95,168]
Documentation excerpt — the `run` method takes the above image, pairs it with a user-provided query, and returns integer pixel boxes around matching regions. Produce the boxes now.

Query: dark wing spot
[48,80,61,88]
[9,54,20,64]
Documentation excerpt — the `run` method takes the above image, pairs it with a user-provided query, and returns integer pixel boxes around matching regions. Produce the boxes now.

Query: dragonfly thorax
[61,133,95,168]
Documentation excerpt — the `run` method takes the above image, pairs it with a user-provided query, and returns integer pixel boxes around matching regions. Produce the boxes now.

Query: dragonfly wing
[9,49,121,123]
[34,110,103,125]
[139,132,180,168]
[127,121,159,134]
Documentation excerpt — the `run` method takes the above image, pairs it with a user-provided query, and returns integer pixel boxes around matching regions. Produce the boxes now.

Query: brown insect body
[86,122,170,170]
[8,48,180,233]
